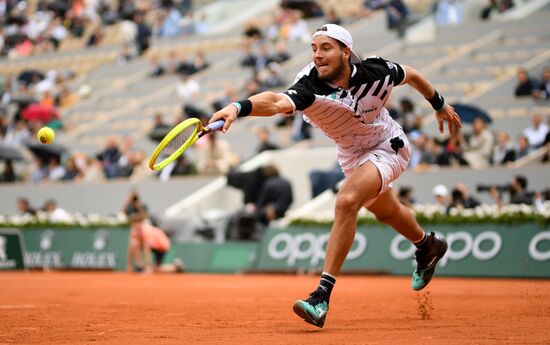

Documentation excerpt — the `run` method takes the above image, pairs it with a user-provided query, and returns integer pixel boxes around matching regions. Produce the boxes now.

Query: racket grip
[207,120,225,132]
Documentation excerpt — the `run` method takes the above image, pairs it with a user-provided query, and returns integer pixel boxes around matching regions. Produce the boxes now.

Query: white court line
[0,304,35,309]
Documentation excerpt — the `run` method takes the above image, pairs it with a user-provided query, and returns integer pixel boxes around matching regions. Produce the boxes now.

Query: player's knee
[335,193,362,214]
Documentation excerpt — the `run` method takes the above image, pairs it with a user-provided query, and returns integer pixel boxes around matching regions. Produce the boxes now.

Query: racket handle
[207,119,225,131]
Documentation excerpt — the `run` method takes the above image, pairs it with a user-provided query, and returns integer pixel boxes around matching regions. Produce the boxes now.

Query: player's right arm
[210,77,315,133]
[210,91,293,133]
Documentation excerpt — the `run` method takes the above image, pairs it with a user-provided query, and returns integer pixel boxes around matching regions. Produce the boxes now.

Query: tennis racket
[148,118,225,171]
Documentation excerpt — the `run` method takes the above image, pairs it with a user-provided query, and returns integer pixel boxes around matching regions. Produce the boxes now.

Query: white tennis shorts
[338,133,411,207]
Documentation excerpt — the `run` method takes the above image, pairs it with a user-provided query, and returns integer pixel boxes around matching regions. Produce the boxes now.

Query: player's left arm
[399,65,462,135]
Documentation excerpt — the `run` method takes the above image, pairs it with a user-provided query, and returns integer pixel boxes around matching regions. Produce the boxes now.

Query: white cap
[312,24,362,63]
[432,184,449,197]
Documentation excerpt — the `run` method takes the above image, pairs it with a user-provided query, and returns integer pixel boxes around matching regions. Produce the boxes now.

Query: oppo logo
[529,231,550,261]
[267,232,367,266]
[390,231,503,267]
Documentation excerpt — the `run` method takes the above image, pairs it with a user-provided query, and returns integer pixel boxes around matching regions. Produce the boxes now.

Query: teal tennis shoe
[293,290,329,328]
[412,232,448,291]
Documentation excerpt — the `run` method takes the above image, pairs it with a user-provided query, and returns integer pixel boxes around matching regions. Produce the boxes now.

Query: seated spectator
[62,156,81,181]
[122,189,149,218]
[399,98,421,133]
[240,43,258,68]
[309,162,344,198]
[433,184,450,208]
[461,117,494,169]
[176,53,197,75]
[436,0,463,26]
[196,131,237,175]
[491,131,516,165]
[148,56,165,77]
[134,11,151,55]
[397,186,416,208]
[43,199,71,222]
[29,157,49,183]
[212,84,239,112]
[176,74,200,103]
[0,159,17,183]
[16,197,36,215]
[243,20,263,42]
[48,156,66,181]
[448,183,480,213]
[193,51,209,73]
[259,63,286,88]
[253,164,293,225]
[271,41,291,64]
[96,136,122,179]
[480,0,514,20]
[533,66,550,100]
[256,126,279,153]
[149,113,171,142]
[515,134,532,160]
[489,175,533,207]
[514,67,538,97]
[164,50,181,74]
[523,113,549,149]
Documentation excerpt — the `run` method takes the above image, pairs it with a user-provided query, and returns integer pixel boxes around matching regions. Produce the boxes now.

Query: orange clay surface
[0,273,549,345]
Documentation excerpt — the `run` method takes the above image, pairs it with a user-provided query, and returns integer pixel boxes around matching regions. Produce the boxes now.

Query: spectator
[196,131,237,175]
[515,134,532,160]
[240,43,258,68]
[48,156,65,181]
[256,126,279,153]
[16,197,36,215]
[96,136,122,179]
[271,41,291,64]
[159,4,182,37]
[227,166,267,205]
[29,157,49,183]
[523,113,549,149]
[62,156,81,181]
[397,186,415,208]
[514,68,538,97]
[461,117,494,169]
[533,66,550,100]
[164,50,181,74]
[399,98,421,133]
[0,159,16,183]
[193,51,209,73]
[309,162,345,198]
[432,184,449,208]
[491,131,516,165]
[126,213,172,273]
[254,164,293,225]
[259,63,286,88]
[480,0,514,20]
[366,0,410,38]
[489,175,532,207]
[176,74,200,103]
[436,0,463,26]
[121,189,149,218]
[43,199,71,222]
[243,20,263,42]
[448,183,480,213]
[134,11,152,55]
[148,56,165,77]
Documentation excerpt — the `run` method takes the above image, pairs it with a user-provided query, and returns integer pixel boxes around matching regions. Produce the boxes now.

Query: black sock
[317,272,336,301]
[414,232,429,250]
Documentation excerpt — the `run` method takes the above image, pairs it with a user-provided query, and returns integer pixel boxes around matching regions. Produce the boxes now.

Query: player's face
[311,36,348,82]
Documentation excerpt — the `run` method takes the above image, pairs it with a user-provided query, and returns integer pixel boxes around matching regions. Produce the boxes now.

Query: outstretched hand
[435,104,462,136]
[210,104,238,133]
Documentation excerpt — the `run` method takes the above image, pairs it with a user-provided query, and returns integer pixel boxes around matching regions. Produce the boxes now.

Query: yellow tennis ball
[37,127,55,144]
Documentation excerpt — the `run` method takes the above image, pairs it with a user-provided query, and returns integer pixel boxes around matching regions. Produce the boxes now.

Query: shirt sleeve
[385,60,406,85]
[281,76,316,112]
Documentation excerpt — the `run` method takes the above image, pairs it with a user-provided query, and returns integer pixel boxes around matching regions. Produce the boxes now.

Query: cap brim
[350,50,362,63]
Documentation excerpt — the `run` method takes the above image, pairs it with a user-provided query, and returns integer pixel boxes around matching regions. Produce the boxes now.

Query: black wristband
[426,91,445,111]
[232,99,253,117]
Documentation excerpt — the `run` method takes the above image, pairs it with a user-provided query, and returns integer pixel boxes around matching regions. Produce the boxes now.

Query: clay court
[1,273,549,344]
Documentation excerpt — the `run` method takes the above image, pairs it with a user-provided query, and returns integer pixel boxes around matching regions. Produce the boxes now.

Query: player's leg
[293,161,382,328]
[367,189,447,291]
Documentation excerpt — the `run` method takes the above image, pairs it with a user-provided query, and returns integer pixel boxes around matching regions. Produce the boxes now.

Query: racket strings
[156,125,197,164]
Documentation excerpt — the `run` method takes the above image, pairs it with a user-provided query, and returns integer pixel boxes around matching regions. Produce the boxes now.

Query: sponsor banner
[169,242,258,273]
[0,229,25,270]
[21,228,129,270]
[254,224,550,277]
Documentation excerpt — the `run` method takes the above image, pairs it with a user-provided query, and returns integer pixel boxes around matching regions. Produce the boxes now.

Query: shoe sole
[293,300,325,328]
[413,240,448,291]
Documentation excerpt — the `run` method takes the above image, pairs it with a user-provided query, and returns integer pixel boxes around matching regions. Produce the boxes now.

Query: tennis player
[210,24,462,328]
